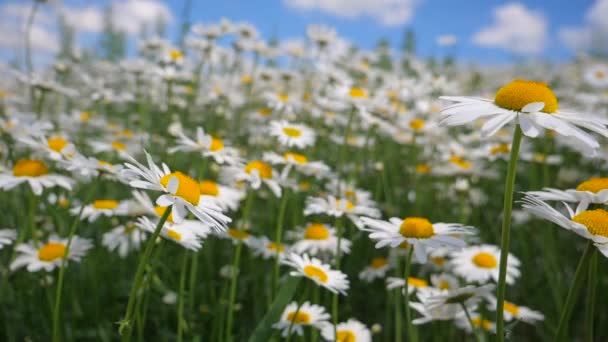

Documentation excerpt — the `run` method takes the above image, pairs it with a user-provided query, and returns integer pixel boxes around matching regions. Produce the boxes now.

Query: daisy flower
[265,92,300,114]
[487,298,544,324]
[57,154,125,181]
[10,235,93,272]
[450,245,521,285]
[526,177,608,212]
[0,159,73,195]
[430,273,460,291]
[304,195,380,229]
[283,253,349,294]
[273,301,331,337]
[584,64,608,88]
[269,120,316,148]
[18,134,76,160]
[288,222,351,256]
[102,222,147,258]
[222,227,255,246]
[89,139,136,156]
[386,276,429,295]
[521,195,608,257]
[360,216,473,263]
[263,151,331,178]
[440,79,608,154]
[455,313,496,334]
[250,235,289,260]
[225,160,283,197]
[136,215,211,251]
[321,318,371,342]
[71,199,130,222]
[122,151,230,229]
[199,179,245,212]
[0,229,17,250]
[358,257,391,282]
[168,126,240,165]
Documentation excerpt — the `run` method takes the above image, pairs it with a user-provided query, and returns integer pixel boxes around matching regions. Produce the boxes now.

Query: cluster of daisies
[1,15,608,341]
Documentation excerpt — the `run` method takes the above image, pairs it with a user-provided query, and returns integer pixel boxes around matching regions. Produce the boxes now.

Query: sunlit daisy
[250,235,289,260]
[199,179,245,212]
[273,301,331,337]
[136,214,211,251]
[71,199,130,222]
[409,284,494,324]
[122,151,230,228]
[487,298,544,324]
[360,216,473,263]
[269,120,316,148]
[386,276,429,294]
[358,257,392,282]
[0,159,73,195]
[288,222,351,256]
[102,222,147,258]
[225,160,283,197]
[10,235,93,272]
[455,313,496,334]
[584,64,608,88]
[18,134,76,160]
[263,151,331,178]
[450,245,521,284]
[440,79,608,154]
[304,195,380,228]
[168,126,240,165]
[430,273,460,291]
[526,177,608,211]
[321,318,371,342]
[283,253,349,294]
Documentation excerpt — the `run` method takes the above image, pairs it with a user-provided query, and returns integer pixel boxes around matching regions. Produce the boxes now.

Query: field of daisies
[2,15,608,342]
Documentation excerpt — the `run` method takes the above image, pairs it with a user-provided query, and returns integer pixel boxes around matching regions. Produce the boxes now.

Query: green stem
[273,189,289,297]
[188,252,198,312]
[495,124,523,342]
[404,247,417,342]
[177,250,189,342]
[332,216,344,338]
[393,258,402,342]
[555,241,594,341]
[461,303,482,342]
[52,178,100,342]
[286,284,310,342]
[584,249,597,342]
[119,205,173,341]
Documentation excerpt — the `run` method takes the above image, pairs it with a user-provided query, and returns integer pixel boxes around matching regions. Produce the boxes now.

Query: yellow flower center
[169,49,183,60]
[298,181,311,191]
[398,241,410,249]
[93,200,119,210]
[572,209,608,237]
[336,198,355,211]
[430,256,445,267]
[166,228,182,241]
[304,223,330,240]
[38,242,66,262]
[119,130,134,138]
[13,160,49,177]
[336,330,356,342]
[349,87,367,98]
[576,178,608,193]
[416,164,431,174]
[259,107,273,116]
[58,198,70,208]
[303,265,328,283]
[227,228,250,240]
[80,111,90,122]
[490,143,510,155]
[532,153,547,163]
[472,317,492,331]
[123,223,137,234]
[47,137,68,152]
[450,155,471,170]
[408,277,428,288]
[159,172,201,205]
[245,161,273,179]
[241,74,252,84]
[370,257,388,269]
[409,119,425,131]
[595,71,605,79]
[472,252,498,269]
[282,127,302,137]
[494,79,558,113]
[438,280,451,290]
[154,206,174,223]
[504,301,519,316]
[199,180,219,196]
[287,311,311,324]
[278,93,289,103]
[99,160,112,168]
[399,217,434,239]
[284,152,308,164]
[111,141,126,151]
[266,242,285,252]
[210,137,224,151]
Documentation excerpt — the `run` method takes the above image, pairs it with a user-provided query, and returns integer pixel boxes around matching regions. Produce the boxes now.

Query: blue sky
[0,0,604,65]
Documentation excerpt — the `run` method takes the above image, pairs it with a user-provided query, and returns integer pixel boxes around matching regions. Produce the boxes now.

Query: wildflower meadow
[1,0,608,341]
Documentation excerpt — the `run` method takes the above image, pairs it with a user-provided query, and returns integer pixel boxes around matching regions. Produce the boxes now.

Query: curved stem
[584,249,598,342]
[404,247,417,342]
[52,177,100,342]
[120,205,172,341]
[554,241,594,341]
[461,303,482,342]
[177,250,189,342]
[495,125,523,341]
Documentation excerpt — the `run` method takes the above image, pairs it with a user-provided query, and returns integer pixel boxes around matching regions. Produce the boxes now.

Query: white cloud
[61,6,104,33]
[0,2,58,53]
[283,0,419,26]
[112,0,173,35]
[472,2,547,55]
[559,0,608,52]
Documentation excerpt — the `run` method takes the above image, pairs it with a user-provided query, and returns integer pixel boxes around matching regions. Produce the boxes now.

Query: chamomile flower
[409,284,494,324]
[521,195,608,257]
[358,257,391,282]
[250,235,288,260]
[122,151,230,229]
[265,91,300,114]
[18,134,76,160]
[90,139,136,156]
[526,177,608,211]
[58,154,125,181]
[225,160,283,197]
[283,253,349,294]
[321,318,371,342]
[450,245,521,285]
[360,216,473,263]
[0,229,17,250]
[199,179,245,212]
[102,222,147,258]
[269,120,316,148]
[222,227,255,246]
[273,301,331,337]
[584,64,608,88]
[487,298,544,324]
[386,276,429,294]
[455,313,496,333]
[304,195,380,228]
[0,159,73,195]
[136,215,211,251]
[10,235,93,272]
[288,222,351,256]
[168,126,240,165]
[440,79,608,154]
[71,199,130,222]
[263,151,331,178]
[430,273,460,291]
